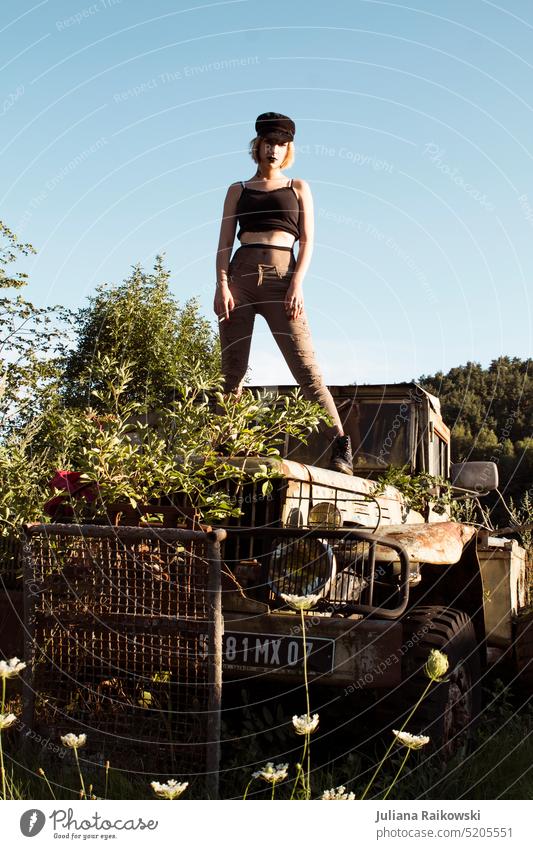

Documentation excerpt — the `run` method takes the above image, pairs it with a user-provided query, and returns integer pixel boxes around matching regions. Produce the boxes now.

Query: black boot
[329,434,353,475]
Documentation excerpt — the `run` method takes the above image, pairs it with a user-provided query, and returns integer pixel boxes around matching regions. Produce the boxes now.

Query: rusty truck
[212,382,532,756]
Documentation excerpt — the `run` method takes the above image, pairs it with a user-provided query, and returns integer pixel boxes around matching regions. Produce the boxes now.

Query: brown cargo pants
[218,244,343,438]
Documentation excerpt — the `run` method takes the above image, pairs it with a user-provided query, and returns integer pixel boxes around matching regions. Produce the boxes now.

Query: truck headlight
[268,537,337,598]
[308,502,342,529]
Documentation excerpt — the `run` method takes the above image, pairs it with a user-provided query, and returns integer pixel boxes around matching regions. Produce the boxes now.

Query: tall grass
[366,680,533,800]
[2,669,531,800]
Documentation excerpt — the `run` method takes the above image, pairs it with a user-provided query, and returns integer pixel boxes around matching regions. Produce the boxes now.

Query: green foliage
[451,494,482,524]
[0,219,35,290]
[4,681,533,800]
[0,221,71,533]
[382,680,533,800]
[420,357,532,449]
[508,491,533,555]
[0,425,51,533]
[0,222,329,533]
[0,220,70,437]
[61,256,219,409]
[419,358,533,518]
[374,465,453,515]
[27,353,329,525]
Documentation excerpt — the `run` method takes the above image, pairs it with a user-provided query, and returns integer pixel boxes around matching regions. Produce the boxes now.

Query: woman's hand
[214,283,235,322]
[284,281,304,319]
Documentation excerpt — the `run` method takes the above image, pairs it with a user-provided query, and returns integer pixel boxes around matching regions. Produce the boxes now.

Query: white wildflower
[292,713,320,735]
[321,785,356,800]
[60,733,87,749]
[392,729,430,750]
[150,779,188,799]
[252,762,289,783]
[0,657,26,679]
[0,713,17,730]
[424,649,449,682]
[281,593,320,610]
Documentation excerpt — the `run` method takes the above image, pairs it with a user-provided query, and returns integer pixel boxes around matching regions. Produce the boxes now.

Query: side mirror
[450,461,499,493]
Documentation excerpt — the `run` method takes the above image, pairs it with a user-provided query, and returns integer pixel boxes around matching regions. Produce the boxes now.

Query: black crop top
[235,179,300,240]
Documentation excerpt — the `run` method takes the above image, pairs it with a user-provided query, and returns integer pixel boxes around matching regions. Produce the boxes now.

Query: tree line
[419,357,532,526]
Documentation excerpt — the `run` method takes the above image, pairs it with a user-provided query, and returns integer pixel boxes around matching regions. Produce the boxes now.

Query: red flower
[45,470,99,516]
[43,496,74,518]
[48,470,83,494]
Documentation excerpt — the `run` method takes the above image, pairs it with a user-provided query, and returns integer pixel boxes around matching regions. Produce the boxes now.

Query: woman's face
[258,136,288,165]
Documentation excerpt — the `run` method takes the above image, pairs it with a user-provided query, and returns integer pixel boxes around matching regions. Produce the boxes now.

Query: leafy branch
[374,465,454,515]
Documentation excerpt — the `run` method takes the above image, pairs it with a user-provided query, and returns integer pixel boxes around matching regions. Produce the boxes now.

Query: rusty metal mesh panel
[28,533,209,619]
[23,526,221,790]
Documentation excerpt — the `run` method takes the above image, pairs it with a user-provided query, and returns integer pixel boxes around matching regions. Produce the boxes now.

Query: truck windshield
[349,402,410,470]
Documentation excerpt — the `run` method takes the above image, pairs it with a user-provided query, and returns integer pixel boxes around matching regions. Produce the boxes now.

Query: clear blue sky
[2,0,532,385]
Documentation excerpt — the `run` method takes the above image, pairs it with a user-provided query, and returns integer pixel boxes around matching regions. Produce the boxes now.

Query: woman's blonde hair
[249,136,295,169]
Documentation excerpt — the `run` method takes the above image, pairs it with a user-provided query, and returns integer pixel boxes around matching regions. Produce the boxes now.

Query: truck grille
[221,527,410,619]
[265,534,372,604]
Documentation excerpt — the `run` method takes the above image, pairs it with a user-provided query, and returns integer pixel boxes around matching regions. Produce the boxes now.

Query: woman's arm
[285,179,314,319]
[214,183,240,320]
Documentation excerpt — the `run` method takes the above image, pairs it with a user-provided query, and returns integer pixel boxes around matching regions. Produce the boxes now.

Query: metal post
[21,532,36,739]
[205,529,225,799]
[366,540,376,606]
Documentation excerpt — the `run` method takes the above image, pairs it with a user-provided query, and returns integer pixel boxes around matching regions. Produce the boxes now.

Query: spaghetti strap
[289,178,293,188]
[241,181,246,189]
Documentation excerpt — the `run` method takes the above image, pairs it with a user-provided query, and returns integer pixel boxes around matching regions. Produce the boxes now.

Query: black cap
[255,112,295,141]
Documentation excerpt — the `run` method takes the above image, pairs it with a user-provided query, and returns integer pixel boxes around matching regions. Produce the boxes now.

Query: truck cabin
[251,381,451,479]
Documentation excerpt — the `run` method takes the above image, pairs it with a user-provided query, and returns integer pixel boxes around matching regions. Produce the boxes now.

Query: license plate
[200,631,335,675]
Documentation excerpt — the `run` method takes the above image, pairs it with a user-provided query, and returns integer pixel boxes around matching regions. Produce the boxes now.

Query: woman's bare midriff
[240,230,296,248]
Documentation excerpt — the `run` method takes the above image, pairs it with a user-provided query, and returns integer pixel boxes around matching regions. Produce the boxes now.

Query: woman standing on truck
[214,111,353,475]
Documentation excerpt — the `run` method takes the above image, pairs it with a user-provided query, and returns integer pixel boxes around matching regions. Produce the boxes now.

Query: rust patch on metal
[376,522,476,564]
